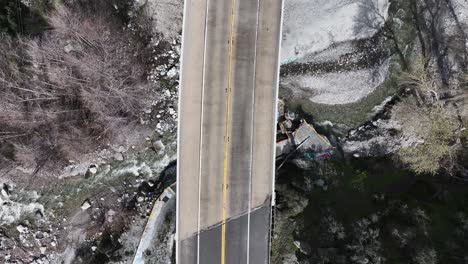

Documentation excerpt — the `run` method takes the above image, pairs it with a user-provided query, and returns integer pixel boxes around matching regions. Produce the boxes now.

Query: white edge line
[247,0,261,263]
[272,0,284,208]
[269,0,284,263]
[177,0,209,262]
[175,0,189,260]
[197,0,211,263]
[272,0,284,211]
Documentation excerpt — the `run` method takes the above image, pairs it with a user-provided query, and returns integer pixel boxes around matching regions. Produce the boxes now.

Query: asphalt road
[177,0,283,262]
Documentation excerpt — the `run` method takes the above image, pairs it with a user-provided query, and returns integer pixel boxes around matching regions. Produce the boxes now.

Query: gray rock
[85,165,98,178]
[114,152,124,161]
[315,179,325,187]
[293,240,312,255]
[64,44,73,53]
[282,254,299,264]
[16,224,28,233]
[80,200,91,210]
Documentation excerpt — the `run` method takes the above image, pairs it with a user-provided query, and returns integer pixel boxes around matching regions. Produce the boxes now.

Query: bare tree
[409,0,429,61]
[0,4,151,171]
[420,0,451,86]
[356,0,409,70]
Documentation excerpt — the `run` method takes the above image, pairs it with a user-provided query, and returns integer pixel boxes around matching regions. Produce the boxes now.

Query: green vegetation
[398,108,457,175]
[160,78,178,93]
[0,0,22,34]
[281,159,468,263]
[280,0,417,130]
[399,57,432,93]
[0,0,47,35]
[281,65,401,130]
[393,54,463,175]
[271,220,297,263]
[276,0,468,261]
[350,170,368,192]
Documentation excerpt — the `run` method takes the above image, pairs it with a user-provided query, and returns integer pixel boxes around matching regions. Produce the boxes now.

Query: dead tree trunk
[410,0,428,63]
[423,0,450,86]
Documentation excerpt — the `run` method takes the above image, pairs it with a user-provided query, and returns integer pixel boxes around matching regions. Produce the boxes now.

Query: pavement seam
[191,204,269,235]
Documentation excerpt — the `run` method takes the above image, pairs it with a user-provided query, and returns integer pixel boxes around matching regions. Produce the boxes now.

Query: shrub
[0,4,150,171]
[399,58,432,93]
[396,104,457,175]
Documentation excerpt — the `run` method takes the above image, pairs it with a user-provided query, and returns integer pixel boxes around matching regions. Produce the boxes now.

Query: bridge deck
[176,0,283,262]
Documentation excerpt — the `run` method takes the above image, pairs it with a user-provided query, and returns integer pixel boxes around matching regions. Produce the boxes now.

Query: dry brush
[0,4,151,172]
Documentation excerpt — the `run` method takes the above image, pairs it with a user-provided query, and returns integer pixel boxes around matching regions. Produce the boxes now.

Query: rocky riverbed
[1,0,468,263]
[0,0,181,262]
[272,0,468,263]
[280,0,397,130]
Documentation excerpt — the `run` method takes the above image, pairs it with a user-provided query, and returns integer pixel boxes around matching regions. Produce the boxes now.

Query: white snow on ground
[452,0,468,25]
[283,59,390,105]
[281,0,389,63]
[113,162,152,178]
[0,190,44,225]
[111,154,173,179]
[142,0,183,40]
[372,96,393,112]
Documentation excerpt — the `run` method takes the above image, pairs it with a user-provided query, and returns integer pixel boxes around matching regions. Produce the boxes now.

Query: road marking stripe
[221,0,237,262]
[268,0,285,262]
[175,0,190,259]
[247,0,261,262]
[197,0,211,262]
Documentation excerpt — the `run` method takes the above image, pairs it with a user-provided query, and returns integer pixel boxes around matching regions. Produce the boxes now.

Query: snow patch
[284,59,390,104]
[282,0,389,62]
[452,0,468,26]
[0,192,44,225]
[372,96,393,113]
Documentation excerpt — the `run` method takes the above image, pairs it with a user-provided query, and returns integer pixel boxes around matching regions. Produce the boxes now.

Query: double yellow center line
[221,0,237,262]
